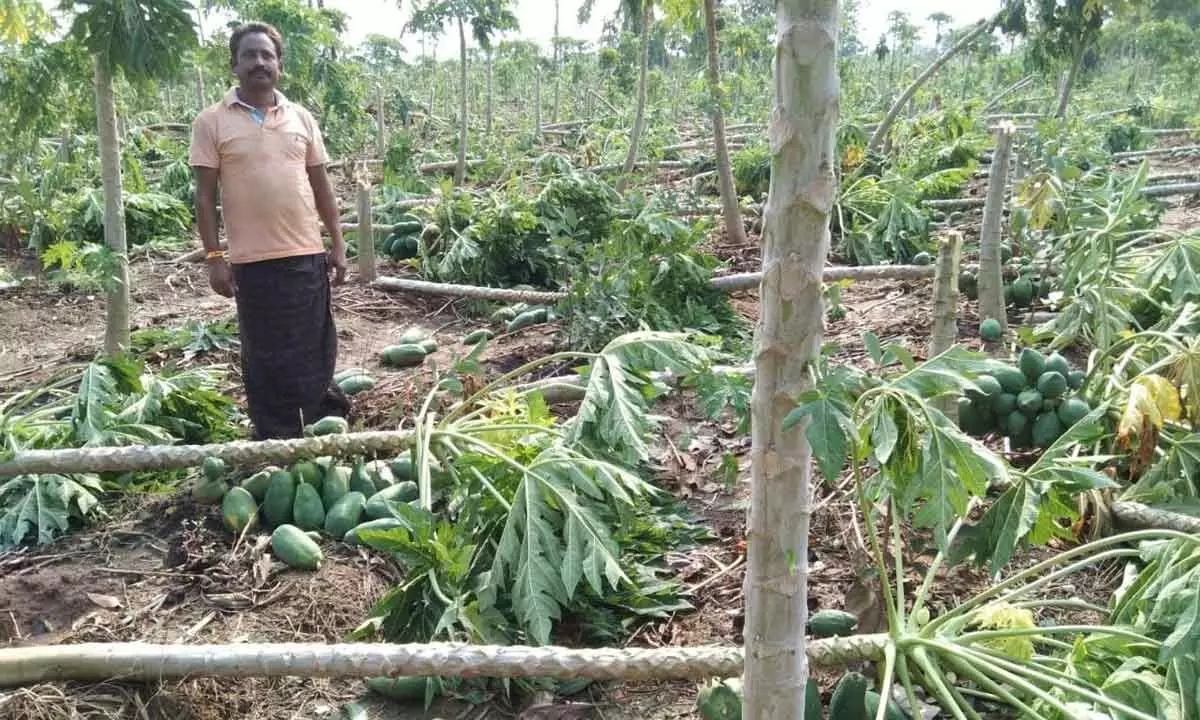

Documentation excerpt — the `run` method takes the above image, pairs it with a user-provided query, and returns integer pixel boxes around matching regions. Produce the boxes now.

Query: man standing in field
[190,21,351,440]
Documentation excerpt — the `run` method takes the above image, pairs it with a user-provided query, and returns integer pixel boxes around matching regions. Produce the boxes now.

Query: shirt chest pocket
[273,131,310,161]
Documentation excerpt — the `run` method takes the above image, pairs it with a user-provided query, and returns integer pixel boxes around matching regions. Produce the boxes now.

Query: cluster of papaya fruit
[191,427,419,571]
[959,249,1053,309]
[958,348,1092,449]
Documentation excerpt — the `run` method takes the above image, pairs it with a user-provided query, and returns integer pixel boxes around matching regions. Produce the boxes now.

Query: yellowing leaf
[842,145,865,169]
[1118,375,1182,444]
[970,602,1037,661]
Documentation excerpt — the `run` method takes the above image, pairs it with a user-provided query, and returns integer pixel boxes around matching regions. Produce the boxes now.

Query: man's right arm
[194,167,220,254]
[189,115,234,298]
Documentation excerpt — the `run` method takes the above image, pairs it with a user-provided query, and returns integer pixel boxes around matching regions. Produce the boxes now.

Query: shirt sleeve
[189,113,220,168]
[305,112,331,167]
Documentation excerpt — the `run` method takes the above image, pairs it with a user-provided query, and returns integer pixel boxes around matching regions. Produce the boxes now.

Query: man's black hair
[230,22,284,65]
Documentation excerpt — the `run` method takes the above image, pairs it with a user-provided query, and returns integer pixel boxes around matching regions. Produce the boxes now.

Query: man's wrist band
[206,250,226,260]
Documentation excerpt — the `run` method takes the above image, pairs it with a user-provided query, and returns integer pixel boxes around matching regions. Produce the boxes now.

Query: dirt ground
[0,142,1197,719]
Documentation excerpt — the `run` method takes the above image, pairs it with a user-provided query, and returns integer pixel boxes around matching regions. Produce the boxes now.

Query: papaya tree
[59,0,197,356]
[999,0,1131,119]
[928,11,953,49]
[581,0,654,193]
[405,0,517,185]
[742,0,839,718]
[661,0,746,245]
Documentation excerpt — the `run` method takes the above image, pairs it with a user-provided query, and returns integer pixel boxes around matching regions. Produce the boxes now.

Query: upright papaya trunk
[485,48,494,134]
[742,1,839,718]
[617,2,651,193]
[552,0,561,124]
[534,67,542,137]
[92,55,130,357]
[1055,44,1085,120]
[194,6,207,109]
[454,17,469,186]
[703,0,746,246]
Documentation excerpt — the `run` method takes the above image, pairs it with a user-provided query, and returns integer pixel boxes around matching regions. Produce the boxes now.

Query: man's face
[233,32,280,91]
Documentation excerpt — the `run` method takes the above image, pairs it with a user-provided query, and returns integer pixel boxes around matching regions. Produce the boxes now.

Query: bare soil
[0,142,1196,720]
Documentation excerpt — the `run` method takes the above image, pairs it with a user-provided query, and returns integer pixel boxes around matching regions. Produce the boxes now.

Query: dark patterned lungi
[232,252,350,439]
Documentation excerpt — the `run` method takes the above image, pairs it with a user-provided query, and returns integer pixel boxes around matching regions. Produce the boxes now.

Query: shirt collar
[223,86,289,110]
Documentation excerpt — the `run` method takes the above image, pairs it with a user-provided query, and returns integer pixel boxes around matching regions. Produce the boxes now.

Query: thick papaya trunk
[93,56,130,357]
[742,1,840,719]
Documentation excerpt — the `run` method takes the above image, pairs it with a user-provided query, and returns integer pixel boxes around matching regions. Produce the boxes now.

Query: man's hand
[328,244,348,286]
[207,257,235,297]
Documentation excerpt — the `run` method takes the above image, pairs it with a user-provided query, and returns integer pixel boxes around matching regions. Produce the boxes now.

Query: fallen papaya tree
[0,430,414,478]
[0,637,880,687]
[369,263,943,304]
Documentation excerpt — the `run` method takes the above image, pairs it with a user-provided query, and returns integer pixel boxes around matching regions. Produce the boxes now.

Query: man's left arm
[305,115,347,285]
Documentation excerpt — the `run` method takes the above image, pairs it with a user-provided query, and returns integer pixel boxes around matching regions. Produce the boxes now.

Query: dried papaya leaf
[1118,383,1160,446]
[1119,376,1181,447]
[1137,375,1182,425]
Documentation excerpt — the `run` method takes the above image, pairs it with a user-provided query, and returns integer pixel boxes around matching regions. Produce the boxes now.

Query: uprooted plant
[349,331,724,700]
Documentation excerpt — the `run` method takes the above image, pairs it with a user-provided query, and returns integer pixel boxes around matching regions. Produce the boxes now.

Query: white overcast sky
[36,0,999,59]
[225,0,998,59]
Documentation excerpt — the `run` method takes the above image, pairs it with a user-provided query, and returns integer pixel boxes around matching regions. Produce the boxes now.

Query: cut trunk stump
[356,170,376,283]
[930,232,962,420]
[977,123,1016,335]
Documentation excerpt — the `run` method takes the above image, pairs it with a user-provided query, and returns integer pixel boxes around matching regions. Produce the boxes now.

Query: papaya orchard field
[4,1,1200,719]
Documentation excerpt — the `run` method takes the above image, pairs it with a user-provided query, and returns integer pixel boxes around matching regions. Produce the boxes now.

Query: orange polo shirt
[189,87,330,265]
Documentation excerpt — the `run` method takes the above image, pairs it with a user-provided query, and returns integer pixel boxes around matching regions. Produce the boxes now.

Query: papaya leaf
[1159,579,1200,665]
[1133,434,1200,500]
[0,472,103,548]
[1119,375,1183,444]
[964,480,1042,574]
[870,404,899,466]
[782,387,854,484]
[890,346,1012,399]
[569,331,715,466]
[907,411,1005,548]
[1101,656,1181,720]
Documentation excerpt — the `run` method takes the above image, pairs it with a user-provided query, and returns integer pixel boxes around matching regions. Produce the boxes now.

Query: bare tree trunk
[58,125,72,162]
[1055,45,1085,120]
[703,0,746,246]
[742,1,839,718]
[485,49,494,134]
[534,68,542,138]
[455,17,468,186]
[868,18,992,153]
[977,124,1015,334]
[195,67,206,109]
[376,85,387,156]
[930,232,962,420]
[356,171,376,283]
[93,56,130,357]
[617,4,651,193]
[552,0,561,124]
[194,6,207,109]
